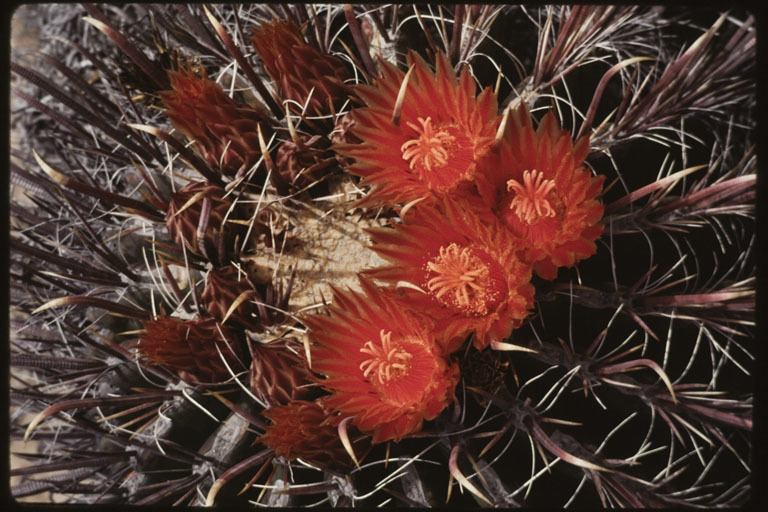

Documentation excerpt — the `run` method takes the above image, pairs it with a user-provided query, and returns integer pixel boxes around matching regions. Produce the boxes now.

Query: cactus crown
[10,4,755,508]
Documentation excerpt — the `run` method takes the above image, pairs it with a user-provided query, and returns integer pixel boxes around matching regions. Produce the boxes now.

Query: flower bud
[275,135,334,188]
[139,316,243,384]
[258,399,361,470]
[165,181,243,265]
[251,19,349,115]
[161,66,271,175]
[250,338,314,407]
[202,265,265,332]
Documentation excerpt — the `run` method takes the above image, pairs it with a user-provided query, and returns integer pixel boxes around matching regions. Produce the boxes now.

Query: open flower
[138,316,243,384]
[474,104,605,279]
[258,399,359,469]
[365,198,534,352]
[337,51,500,207]
[303,279,459,444]
[160,66,271,175]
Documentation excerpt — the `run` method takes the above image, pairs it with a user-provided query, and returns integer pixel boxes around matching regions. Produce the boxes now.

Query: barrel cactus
[10,4,756,508]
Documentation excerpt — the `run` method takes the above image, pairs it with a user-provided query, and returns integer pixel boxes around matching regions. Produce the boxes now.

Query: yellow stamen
[401,117,454,173]
[359,330,412,385]
[506,169,557,224]
[426,243,496,315]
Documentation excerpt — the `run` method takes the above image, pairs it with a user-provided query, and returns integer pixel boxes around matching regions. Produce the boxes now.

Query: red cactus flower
[138,316,243,384]
[160,66,270,175]
[337,51,500,207]
[475,104,605,279]
[365,198,534,352]
[303,279,459,444]
[258,399,360,469]
[251,19,349,115]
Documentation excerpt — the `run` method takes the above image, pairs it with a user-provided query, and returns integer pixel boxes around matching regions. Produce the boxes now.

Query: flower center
[359,330,413,385]
[425,243,498,315]
[401,117,455,173]
[506,169,557,224]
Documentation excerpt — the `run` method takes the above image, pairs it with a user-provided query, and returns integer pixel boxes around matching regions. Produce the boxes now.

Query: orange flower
[138,316,243,384]
[475,104,605,279]
[337,51,500,207]
[303,279,459,444]
[258,399,358,469]
[251,19,348,115]
[365,198,534,352]
[160,66,270,175]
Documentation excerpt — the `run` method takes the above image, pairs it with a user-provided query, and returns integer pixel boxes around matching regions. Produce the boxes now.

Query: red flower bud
[250,338,314,407]
[258,399,362,469]
[275,135,334,188]
[202,265,265,332]
[138,316,243,384]
[165,181,243,264]
[160,66,271,175]
[251,19,349,115]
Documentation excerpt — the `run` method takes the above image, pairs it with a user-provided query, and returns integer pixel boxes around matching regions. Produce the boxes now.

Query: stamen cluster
[359,330,413,385]
[425,243,495,315]
[506,169,557,224]
[401,117,455,174]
